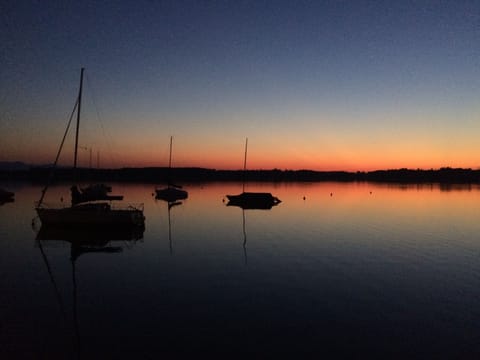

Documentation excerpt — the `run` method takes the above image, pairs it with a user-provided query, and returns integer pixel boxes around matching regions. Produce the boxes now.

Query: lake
[1,181,479,358]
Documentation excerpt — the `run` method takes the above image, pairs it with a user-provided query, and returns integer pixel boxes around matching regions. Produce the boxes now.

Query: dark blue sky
[1,0,479,170]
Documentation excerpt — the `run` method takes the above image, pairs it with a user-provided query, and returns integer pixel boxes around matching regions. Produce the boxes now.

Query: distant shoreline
[1,166,480,184]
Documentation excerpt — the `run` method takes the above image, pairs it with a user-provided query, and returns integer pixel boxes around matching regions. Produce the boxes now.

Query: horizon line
[2,161,480,174]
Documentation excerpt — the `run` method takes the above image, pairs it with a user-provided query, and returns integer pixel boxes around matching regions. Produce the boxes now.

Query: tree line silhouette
[1,166,479,184]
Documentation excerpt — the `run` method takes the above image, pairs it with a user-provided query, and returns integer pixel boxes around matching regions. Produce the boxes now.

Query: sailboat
[35,68,145,228]
[155,136,188,202]
[226,138,281,210]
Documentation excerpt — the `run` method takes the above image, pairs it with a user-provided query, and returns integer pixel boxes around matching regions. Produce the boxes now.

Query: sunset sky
[1,0,479,171]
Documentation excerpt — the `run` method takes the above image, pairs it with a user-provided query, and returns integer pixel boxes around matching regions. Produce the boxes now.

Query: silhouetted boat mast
[73,67,84,179]
[226,138,281,209]
[155,136,188,202]
[35,68,145,228]
[243,137,248,192]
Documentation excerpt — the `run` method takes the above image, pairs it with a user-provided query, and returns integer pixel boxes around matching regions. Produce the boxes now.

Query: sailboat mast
[73,68,84,177]
[242,138,248,192]
[169,136,173,169]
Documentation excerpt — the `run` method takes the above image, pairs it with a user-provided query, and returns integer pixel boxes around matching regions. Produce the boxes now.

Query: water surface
[1,181,479,358]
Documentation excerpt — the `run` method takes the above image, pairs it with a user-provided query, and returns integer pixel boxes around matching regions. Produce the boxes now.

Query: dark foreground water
[1,181,480,358]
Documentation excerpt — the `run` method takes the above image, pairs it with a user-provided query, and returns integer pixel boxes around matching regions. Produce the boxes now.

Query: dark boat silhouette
[35,68,145,228]
[0,188,14,205]
[155,185,188,202]
[155,136,188,202]
[36,222,144,242]
[71,183,123,205]
[226,138,281,210]
[226,192,281,210]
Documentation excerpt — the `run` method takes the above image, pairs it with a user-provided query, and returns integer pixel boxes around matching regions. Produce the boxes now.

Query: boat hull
[226,192,281,210]
[36,203,145,227]
[0,188,14,203]
[155,187,188,202]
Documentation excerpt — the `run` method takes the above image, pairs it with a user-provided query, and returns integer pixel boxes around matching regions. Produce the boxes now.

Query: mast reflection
[35,224,144,359]
[155,197,183,255]
[226,198,278,265]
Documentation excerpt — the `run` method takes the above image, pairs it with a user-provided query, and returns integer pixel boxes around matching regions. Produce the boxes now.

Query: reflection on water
[35,220,144,359]
[1,181,480,358]
[155,198,183,254]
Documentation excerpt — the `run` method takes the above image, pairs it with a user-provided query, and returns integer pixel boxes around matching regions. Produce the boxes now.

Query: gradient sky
[1,0,479,171]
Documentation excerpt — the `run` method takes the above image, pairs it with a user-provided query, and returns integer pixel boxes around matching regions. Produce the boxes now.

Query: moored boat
[0,188,14,203]
[36,202,144,227]
[155,136,188,202]
[226,138,281,210]
[226,192,281,210]
[155,186,188,202]
[35,68,145,229]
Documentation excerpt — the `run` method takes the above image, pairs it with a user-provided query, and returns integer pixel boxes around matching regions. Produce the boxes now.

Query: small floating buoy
[330,193,333,197]
[303,196,306,200]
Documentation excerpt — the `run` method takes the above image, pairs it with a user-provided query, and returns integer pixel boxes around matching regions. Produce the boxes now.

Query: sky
[1,0,479,171]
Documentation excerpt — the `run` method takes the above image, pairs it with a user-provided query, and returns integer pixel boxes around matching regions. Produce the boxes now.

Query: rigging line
[84,73,119,168]
[37,98,79,207]
[71,258,81,358]
[37,240,68,321]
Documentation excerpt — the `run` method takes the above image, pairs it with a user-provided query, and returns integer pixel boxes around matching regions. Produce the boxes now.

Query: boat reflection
[241,209,248,264]
[36,223,144,242]
[226,191,279,264]
[35,224,143,359]
[155,198,183,254]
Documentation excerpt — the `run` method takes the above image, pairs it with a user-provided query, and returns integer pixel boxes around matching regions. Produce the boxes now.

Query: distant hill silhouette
[0,165,475,184]
[0,161,30,171]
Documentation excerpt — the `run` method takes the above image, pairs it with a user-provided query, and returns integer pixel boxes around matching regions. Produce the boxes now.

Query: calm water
[1,181,480,358]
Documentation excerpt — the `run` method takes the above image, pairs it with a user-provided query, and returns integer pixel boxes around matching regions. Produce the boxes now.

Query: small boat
[155,185,188,202]
[71,183,123,205]
[155,136,188,202]
[226,138,281,210]
[226,192,281,210]
[0,188,14,204]
[35,68,145,229]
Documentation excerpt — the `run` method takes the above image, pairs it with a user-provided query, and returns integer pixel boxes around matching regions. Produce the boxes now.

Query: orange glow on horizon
[4,131,480,171]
